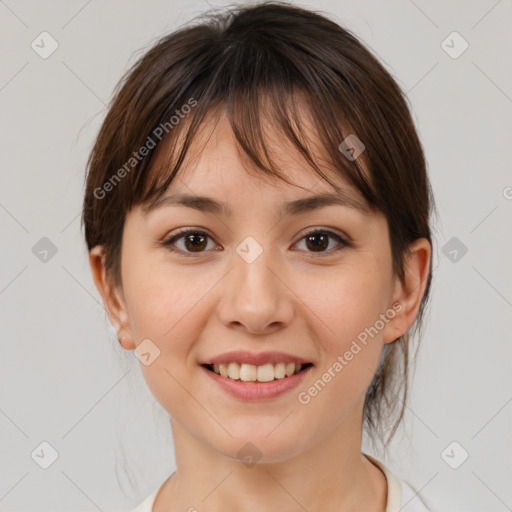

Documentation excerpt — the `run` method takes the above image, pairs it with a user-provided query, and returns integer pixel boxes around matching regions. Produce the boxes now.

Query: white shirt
[131,455,431,512]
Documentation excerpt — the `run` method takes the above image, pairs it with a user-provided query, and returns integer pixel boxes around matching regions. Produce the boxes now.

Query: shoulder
[130,473,174,512]
[364,453,432,512]
[130,486,160,512]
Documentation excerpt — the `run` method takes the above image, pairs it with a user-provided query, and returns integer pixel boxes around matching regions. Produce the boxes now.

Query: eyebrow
[145,191,371,217]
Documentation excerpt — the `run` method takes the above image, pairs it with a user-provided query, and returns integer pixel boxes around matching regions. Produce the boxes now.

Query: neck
[156,410,388,512]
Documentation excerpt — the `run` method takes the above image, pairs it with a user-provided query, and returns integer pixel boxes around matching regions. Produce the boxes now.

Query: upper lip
[200,351,313,366]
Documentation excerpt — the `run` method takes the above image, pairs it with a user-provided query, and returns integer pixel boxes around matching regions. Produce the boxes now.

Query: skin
[89,109,431,512]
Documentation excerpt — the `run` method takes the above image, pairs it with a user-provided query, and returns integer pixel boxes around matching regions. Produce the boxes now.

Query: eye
[293,228,350,257]
[162,228,219,257]
[161,228,350,258]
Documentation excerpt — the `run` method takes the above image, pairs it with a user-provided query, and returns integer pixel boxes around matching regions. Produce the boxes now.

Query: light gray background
[1,0,511,510]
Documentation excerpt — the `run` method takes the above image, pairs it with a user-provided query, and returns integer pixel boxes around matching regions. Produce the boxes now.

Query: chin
[211,431,308,465]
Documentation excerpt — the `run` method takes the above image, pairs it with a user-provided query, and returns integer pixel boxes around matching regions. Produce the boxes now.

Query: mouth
[201,362,314,383]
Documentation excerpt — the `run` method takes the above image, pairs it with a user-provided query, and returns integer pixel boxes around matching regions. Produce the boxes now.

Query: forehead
[141,110,373,222]
[155,106,366,206]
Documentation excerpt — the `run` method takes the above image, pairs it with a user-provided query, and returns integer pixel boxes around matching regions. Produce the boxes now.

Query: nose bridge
[236,235,276,289]
[217,234,293,333]
[234,233,280,302]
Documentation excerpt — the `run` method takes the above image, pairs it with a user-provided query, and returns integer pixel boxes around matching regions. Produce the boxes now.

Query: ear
[382,238,432,344]
[89,245,135,350]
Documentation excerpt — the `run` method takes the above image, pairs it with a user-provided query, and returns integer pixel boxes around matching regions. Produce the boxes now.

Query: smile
[202,362,313,382]
[200,362,314,400]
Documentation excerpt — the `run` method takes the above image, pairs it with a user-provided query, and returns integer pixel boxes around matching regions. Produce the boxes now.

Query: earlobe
[88,245,135,349]
[382,238,432,344]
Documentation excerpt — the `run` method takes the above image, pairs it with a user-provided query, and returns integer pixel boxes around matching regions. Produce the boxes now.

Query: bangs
[84,0,430,287]
[136,46,381,215]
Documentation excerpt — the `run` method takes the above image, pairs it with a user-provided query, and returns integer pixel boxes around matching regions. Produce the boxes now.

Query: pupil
[306,233,328,252]
[185,234,207,252]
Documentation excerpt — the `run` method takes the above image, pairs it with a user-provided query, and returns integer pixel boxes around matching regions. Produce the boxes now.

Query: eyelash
[161,227,351,258]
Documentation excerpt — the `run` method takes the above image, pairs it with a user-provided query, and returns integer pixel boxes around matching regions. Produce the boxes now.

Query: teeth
[274,362,286,378]
[256,363,274,382]
[240,363,257,382]
[211,362,306,382]
[227,362,240,380]
[219,363,229,377]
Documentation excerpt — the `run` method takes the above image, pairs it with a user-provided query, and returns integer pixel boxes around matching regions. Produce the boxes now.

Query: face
[100,109,410,463]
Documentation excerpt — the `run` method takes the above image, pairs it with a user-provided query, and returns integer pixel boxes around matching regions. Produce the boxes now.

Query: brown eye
[295,229,349,256]
[163,228,350,258]
[181,232,208,252]
[163,229,218,256]
[305,232,329,252]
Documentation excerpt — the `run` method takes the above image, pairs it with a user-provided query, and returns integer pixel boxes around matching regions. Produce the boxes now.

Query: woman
[82,2,435,510]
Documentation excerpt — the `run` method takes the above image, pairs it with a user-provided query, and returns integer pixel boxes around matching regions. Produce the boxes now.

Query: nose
[216,242,294,335]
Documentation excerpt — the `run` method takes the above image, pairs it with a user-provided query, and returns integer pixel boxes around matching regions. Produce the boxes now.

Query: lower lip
[200,365,313,400]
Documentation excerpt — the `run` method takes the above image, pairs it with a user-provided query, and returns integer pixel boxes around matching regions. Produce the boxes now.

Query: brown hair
[81,1,435,448]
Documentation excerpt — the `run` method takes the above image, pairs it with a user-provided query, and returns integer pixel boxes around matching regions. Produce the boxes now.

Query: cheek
[293,259,389,405]
[301,259,391,347]
[123,263,213,410]
[124,258,210,342]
